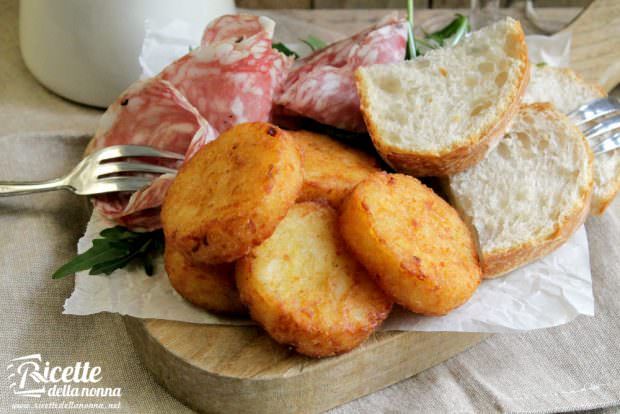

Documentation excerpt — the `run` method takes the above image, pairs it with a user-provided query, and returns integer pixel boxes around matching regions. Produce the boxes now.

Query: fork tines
[95,161,178,178]
[568,97,620,126]
[568,97,620,155]
[94,145,185,162]
[84,145,184,195]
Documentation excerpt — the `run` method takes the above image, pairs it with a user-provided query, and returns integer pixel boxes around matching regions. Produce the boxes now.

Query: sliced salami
[201,14,275,45]
[90,78,217,231]
[89,15,292,230]
[276,16,408,132]
[160,15,292,133]
[93,174,174,231]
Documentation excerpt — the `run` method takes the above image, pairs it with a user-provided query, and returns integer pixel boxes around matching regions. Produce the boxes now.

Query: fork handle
[0,178,70,196]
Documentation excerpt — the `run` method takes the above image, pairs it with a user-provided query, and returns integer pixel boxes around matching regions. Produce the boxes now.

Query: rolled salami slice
[160,15,292,133]
[201,14,275,45]
[90,15,290,230]
[276,16,407,132]
[90,78,217,231]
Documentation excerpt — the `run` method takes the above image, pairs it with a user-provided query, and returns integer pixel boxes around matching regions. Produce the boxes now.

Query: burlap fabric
[1,1,619,412]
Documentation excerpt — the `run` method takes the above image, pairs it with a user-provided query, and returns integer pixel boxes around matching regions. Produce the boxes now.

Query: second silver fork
[568,97,620,155]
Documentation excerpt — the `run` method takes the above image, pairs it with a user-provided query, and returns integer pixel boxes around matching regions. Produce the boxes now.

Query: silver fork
[568,97,620,155]
[0,145,183,197]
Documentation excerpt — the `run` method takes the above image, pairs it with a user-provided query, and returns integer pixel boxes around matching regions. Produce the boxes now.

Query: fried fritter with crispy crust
[290,130,380,207]
[236,202,392,357]
[339,172,481,316]
[162,122,303,264]
[165,245,245,314]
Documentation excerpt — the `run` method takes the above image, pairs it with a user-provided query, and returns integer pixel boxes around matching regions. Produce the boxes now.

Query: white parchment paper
[64,15,593,333]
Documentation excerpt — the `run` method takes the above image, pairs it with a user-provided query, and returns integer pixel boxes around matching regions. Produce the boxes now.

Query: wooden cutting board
[124,318,486,413]
[124,2,620,413]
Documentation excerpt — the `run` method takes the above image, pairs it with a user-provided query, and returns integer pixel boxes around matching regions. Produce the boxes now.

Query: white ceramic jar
[19,0,235,108]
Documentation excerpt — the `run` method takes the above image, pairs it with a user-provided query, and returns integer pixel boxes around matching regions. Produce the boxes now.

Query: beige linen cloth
[1,1,620,412]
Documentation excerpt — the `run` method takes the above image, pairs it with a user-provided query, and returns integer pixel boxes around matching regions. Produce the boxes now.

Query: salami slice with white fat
[276,16,407,132]
[90,15,291,230]
[160,14,292,133]
[201,14,275,45]
[89,78,217,231]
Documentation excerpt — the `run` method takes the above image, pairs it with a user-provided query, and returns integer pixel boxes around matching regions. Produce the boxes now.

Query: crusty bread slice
[447,103,593,278]
[524,65,618,215]
[356,18,529,176]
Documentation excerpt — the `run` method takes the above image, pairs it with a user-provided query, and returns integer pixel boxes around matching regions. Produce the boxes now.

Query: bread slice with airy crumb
[446,103,593,278]
[524,65,617,215]
[356,17,529,176]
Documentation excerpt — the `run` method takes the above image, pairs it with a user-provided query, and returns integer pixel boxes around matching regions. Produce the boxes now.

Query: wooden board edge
[124,316,489,414]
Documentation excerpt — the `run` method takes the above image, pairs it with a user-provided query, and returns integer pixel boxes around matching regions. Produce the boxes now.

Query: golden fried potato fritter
[339,172,481,316]
[164,245,245,314]
[162,122,303,264]
[290,130,380,207]
[235,202,392,357]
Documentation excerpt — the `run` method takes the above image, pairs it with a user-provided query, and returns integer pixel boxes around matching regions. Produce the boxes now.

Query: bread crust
[235,202,392,357]
[339,172,481,315]
[592,179,620,215]
[446,103,595,278]
[554,67,616,215]
[534,66,607,102]
[356,20,530,177]
[483,191,591,278]
[566,70,617,215]
[527,65,616,215]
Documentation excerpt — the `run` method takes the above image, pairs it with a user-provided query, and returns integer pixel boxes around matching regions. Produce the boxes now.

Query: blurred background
[235,0,589,8]
[4,0,605,112]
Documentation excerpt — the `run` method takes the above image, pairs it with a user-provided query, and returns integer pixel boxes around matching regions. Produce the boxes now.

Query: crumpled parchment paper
[64,14,592,333]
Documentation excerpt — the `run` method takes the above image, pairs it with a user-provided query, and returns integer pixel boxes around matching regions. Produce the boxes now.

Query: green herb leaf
[427,14,468,45]
[52,245,125,279]
[272,42,300,58]
[441,14,469,47]
[412,14,471,57]
[52,226,165,279]
[90,256,134,276]
[536,62,547,68]
[100,226,138,240]
[301,35,327,52]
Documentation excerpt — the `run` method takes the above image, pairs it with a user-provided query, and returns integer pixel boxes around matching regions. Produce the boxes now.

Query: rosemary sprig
[52,226,164,279]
